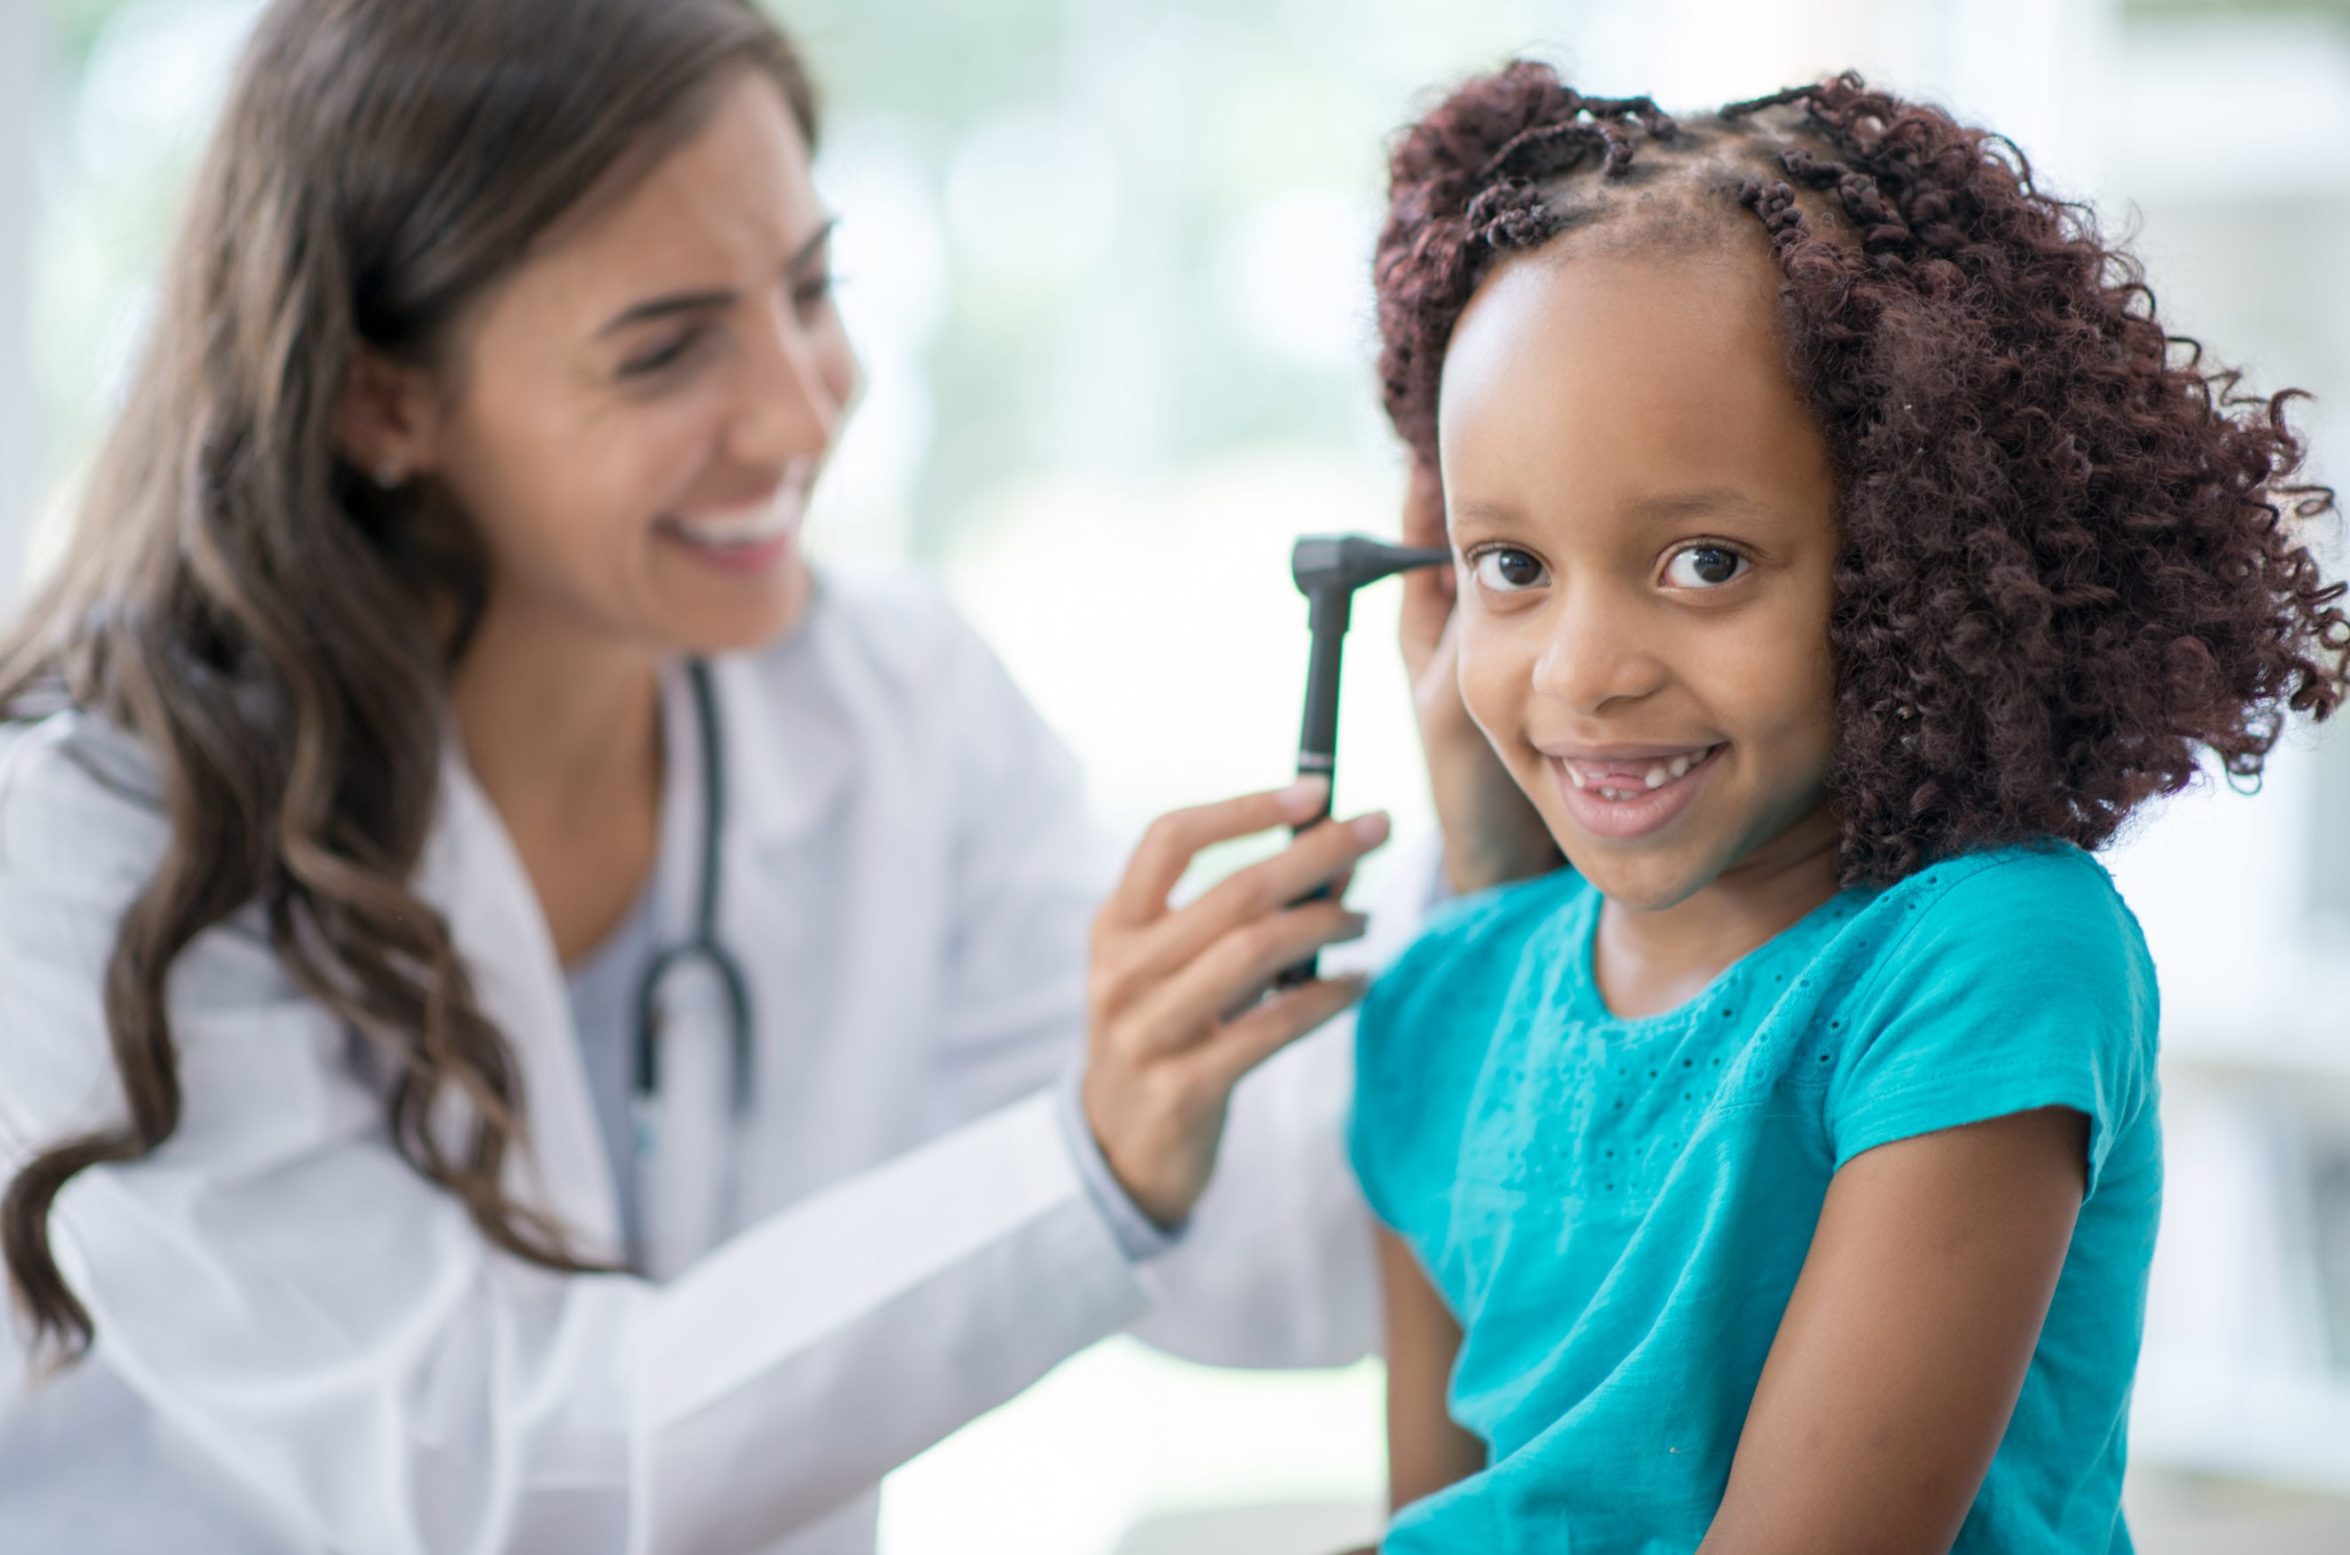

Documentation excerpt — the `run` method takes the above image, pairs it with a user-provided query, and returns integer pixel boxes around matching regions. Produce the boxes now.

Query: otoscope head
[1290,534,1451,600]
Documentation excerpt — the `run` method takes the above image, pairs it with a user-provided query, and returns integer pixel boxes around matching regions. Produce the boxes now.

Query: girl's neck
[449,592,665,832]
[1593,805,1845,1020]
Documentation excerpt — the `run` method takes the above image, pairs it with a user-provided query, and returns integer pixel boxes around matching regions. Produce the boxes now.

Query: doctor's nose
[728,300,850,470]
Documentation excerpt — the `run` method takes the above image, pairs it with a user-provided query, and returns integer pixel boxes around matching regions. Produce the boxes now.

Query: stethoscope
[628,659,756,1167]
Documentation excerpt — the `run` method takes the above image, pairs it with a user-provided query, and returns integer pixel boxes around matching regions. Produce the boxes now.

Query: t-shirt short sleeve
[1825,846,2159,1195]
[1348,876,1570,1236]
[1346,956,1415,1234]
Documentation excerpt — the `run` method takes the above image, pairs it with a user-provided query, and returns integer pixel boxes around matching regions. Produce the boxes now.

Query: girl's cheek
[1452,621,1524,749]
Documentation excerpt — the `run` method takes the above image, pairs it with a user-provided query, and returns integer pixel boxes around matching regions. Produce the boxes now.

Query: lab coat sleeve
[915,597,1386,1370]
[0,722,1146,1555]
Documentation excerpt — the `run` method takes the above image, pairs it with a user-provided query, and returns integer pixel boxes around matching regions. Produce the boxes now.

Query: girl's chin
[1571,861,1717,915]
[1548,824,1724,913]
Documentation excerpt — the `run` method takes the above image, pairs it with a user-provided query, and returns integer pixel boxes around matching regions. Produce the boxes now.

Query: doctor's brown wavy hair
[1,0,817,1364]
[1376,63,2347,884]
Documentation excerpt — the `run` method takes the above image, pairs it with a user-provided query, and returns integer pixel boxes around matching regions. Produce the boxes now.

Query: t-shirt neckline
[1562,877,1865,1032]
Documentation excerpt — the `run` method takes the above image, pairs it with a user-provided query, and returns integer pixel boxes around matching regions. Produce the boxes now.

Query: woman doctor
[0,1,1550,1551]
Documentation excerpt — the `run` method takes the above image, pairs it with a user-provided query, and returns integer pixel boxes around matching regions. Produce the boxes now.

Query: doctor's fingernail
[1281,776,1331,815]
[1351,811,1391,845]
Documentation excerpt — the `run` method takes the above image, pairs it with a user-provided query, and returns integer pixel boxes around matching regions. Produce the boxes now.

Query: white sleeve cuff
[1052,1071,1185,1263]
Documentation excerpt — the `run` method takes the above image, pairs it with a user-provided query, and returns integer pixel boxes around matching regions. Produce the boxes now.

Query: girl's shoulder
[1380,866,1595,1008]
[1841,841,2153,1006]
[1808,841,2162,1183]
[1350,868,1593,1231]
[1356,868,1594,1091]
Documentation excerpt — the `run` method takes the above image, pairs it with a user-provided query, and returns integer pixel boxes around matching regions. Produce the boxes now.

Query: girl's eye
[1472,547,1548,592]
[620,327,707,379]
[1662,545,1748,590]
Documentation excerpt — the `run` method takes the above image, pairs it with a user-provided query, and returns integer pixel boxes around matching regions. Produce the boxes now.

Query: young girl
[1351,65,2348,1553]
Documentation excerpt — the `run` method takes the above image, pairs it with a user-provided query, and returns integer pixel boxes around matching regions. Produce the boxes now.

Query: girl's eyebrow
[1452,490,1779,531]
[1628,489,1775,524]
[1448,498,1516,530]
[594,216,840,338]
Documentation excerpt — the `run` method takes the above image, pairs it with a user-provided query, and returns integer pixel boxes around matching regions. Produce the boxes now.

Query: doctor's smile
[653,464,814,574]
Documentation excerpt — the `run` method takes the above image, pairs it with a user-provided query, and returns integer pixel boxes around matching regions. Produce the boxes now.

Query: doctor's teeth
[678,514,781,545]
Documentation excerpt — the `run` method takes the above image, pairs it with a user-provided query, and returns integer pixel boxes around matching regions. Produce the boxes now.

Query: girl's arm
[1699,1106,2089,1555]
[1378,1225,1486,1514]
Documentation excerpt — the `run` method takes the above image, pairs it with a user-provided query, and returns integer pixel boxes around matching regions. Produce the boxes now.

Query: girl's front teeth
[1567,745,1717,799]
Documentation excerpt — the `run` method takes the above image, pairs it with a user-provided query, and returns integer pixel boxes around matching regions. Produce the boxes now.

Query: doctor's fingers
[1114,898,1369,1060]
[1181,974,1368,1098]
[1104,811,1390,995]
[1097,780,1336,931]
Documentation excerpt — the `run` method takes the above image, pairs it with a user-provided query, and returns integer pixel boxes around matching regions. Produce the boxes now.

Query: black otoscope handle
[1275,589,1354,989]
[1270,536,1449,993]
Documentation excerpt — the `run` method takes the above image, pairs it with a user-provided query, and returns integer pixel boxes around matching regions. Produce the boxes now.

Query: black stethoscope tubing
[629,659,756,1147]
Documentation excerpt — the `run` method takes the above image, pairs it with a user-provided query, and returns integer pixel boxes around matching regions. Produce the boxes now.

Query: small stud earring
[372,460,408,490]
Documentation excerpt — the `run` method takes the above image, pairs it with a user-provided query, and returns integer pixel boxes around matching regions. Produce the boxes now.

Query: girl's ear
[333,348,444,491]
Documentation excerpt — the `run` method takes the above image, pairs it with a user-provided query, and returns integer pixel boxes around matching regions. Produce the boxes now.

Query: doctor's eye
[791,271,838,319]
[1469,546,1547,593]
[620,326,710,380]
[1661,544,1749,590]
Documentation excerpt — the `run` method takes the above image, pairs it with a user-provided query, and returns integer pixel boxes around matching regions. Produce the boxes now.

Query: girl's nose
[1529,587,1670,716]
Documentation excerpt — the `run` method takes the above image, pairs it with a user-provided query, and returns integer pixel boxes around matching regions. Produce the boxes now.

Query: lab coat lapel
[418,756,625,1261]
[723,583,859,854]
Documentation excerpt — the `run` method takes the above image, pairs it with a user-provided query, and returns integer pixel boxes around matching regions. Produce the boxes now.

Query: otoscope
[1275,534,1451,988]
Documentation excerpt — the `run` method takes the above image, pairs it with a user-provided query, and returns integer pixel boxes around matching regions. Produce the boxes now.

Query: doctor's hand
[1397,458,1560,895]
[1082,779,1387,1230]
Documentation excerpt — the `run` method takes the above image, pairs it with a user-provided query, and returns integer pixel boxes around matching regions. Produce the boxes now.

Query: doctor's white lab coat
[0,568,1382,1555]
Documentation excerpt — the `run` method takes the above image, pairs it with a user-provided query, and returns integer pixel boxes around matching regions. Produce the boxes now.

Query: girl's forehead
[1437,247,1832,533]
[1440,246,1791,432]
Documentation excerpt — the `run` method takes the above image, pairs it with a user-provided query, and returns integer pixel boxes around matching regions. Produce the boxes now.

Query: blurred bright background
[5,0,2349,1550]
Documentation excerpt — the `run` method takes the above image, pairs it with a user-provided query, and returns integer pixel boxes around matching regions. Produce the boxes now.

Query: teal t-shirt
[1350,843,2162,1555]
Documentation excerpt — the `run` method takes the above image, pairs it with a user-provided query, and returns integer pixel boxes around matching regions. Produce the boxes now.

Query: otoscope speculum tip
[1289,533,1452,597]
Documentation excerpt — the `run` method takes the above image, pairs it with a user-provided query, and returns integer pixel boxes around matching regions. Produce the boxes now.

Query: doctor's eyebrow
[595,217,840,337]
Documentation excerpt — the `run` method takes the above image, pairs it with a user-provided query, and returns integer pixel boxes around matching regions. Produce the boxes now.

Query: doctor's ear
[334,347,445,492]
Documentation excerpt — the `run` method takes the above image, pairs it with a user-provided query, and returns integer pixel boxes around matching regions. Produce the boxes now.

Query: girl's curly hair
[1375,63,2349,884]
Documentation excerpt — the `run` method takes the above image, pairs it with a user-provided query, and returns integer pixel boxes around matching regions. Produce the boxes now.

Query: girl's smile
[1546,740,1726,839]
